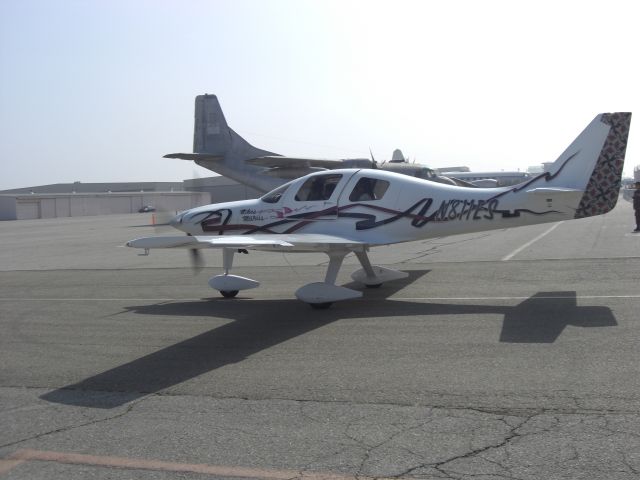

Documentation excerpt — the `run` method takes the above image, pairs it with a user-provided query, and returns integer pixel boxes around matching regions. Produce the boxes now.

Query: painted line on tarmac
[501,221,563,261]
[1,294,639,302]
[0,298,186,301]
[7,448,393,480]
[398,294,640,301]
[0,459,24,475]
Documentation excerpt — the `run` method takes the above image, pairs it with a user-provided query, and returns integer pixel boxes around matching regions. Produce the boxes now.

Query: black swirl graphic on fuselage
[191,209,233,234]
[193,197,559,236]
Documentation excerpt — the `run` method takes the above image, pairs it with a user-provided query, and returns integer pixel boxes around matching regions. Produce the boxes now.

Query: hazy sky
[1,0,638,190]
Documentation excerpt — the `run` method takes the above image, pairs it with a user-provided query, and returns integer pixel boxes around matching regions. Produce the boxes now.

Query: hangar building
[0,176,261,221]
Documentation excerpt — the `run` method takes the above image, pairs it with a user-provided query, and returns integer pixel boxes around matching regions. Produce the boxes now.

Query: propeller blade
[148,209,177,234]
[369,147,377,168]
[189,248,205,274]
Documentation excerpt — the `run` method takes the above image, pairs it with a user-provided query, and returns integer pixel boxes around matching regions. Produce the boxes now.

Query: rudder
[574,112,632,218]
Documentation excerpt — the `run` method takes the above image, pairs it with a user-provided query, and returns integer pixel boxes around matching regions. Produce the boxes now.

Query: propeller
[148,165,208,274]
[151,210,175,233]
[185,166,208,274]
[151,209,205,274]
[189,247,205,274]
[369,147,378,169]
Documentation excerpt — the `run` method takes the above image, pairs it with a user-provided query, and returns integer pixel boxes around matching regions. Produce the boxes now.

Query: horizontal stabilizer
[524,187,585,210]
[164,153,224,162]
[526,187,584,195]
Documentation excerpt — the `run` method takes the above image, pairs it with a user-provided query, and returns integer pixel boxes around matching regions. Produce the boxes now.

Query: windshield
[260,183,291,203]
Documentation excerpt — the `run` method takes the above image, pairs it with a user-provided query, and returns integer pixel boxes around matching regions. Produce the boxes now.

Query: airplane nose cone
[169,213,183,229]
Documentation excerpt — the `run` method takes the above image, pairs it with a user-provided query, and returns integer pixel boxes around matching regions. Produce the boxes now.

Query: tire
[220,290,239,298]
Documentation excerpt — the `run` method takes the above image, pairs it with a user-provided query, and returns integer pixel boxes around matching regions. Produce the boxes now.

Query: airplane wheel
[220,290,239,298]
[366,283,382,288]
[309,302,333,310]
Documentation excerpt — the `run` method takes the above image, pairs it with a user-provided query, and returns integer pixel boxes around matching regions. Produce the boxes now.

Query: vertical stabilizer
[573,113,632,218]
[390,149,406,162]
[179,94,280,192]
[192,94,276,160]
[193,95,230,155]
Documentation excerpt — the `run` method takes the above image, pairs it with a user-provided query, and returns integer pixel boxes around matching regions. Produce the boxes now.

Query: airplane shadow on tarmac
[41,270,617,408]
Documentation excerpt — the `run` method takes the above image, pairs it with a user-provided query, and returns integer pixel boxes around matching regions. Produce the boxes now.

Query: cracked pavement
[2,390,640,479]
[1,206,640,479]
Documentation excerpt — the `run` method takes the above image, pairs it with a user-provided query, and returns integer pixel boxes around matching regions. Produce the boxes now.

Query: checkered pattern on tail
[574,112,632,219]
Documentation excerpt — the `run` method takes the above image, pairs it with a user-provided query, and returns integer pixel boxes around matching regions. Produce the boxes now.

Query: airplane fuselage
[171,168,576,248]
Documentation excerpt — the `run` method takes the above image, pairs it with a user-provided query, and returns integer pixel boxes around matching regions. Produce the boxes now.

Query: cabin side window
[349,178,390,201]
[294,174,343,201]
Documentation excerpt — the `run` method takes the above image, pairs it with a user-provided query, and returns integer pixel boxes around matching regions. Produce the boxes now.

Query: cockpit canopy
[260,171,394,205]
[294,174,343,201]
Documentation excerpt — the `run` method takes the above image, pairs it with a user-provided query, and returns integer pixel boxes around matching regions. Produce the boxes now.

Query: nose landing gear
[208,248,259,298]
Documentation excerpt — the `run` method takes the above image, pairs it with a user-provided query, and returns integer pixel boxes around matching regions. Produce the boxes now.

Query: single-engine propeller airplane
[128,112,631,308]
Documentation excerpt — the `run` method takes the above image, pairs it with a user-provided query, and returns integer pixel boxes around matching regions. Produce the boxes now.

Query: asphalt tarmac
[1,198,639,479]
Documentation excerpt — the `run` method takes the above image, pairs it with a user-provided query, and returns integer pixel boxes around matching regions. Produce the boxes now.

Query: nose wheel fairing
[208,248,260,297]
[208,274,260,293]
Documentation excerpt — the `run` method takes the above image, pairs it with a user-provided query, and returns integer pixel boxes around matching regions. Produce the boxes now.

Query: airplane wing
[126,234,366,252]
[164,154,372,168]
[163,153,224,162]
[247,156,372,169]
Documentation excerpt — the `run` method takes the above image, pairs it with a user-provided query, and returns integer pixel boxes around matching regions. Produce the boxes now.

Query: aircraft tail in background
[165,94,371,192]
[165,95,282,192]
[191,94,276,160]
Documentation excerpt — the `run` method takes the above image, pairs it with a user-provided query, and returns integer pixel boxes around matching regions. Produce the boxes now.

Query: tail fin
[390,149,406,163]
[166,94,283,192]
[193,94,275,160]
[193,94,229,155]
[544,112,631,218]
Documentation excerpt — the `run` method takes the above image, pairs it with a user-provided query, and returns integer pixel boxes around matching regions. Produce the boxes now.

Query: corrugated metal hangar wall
[0,192,210,221]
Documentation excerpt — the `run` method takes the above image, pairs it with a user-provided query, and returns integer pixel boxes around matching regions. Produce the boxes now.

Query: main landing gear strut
[208,247,407,308]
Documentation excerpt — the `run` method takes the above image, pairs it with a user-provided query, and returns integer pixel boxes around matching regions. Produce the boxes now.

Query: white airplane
[129,112,631,308]
[165,94,470,190]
